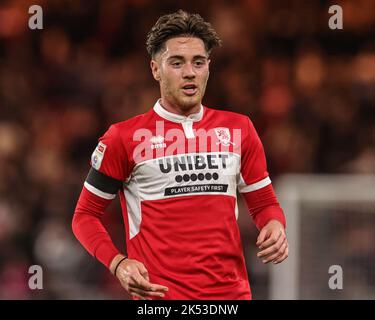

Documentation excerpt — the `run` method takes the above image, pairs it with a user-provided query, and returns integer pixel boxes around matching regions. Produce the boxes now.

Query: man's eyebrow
[192,55,209,60]
[167,55,208,61]
[167,55,184,60]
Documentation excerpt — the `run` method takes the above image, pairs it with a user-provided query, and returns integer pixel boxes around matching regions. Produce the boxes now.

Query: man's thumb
[139,264,149,281]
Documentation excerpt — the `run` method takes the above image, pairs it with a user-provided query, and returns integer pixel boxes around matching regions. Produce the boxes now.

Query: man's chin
[178,95,201,110]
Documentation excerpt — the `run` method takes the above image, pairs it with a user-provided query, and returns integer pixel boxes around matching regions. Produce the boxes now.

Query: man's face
[151,37,210,111]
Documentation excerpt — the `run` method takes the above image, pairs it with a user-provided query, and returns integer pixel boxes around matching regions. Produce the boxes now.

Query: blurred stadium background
[0,0,374,299]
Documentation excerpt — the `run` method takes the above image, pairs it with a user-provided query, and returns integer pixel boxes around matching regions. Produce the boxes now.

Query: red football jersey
[76,100,286,300]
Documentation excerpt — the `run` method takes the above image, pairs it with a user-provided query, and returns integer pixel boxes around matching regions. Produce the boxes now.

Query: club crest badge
[214,127,235,146]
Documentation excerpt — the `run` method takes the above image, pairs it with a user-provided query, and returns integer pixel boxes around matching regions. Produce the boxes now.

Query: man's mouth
[182,84,198,96]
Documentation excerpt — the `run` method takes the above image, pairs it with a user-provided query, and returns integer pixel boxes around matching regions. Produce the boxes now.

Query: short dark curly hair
[146,10,222,58]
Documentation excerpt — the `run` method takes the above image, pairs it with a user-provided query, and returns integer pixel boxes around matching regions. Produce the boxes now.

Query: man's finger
[149,283,169,292]
[129,285,165,298]
[257,235,286,258]
[258,228,283,249]
[261,240,288,264]
[130,272,154,290]
[130,292,150,300]
[138,263,150,282]
[130,273,169,292]
[273,245,289,264]
[256,228,269,247]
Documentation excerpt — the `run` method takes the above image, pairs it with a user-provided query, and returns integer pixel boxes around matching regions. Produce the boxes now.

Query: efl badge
[214,127,235,146]
[91,141,107,170]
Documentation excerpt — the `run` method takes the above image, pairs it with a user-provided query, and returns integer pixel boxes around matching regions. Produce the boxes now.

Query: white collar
[153,99,204,123]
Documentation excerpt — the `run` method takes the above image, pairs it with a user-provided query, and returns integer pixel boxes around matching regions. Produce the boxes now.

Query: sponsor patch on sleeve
[91,142,107,170]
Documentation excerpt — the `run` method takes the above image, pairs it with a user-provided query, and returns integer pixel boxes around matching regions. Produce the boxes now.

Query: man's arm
[73,125,169,299]
[238,116,288,264]
[72,186,120,268]
[72,185,168,299]
[241,184,288,264]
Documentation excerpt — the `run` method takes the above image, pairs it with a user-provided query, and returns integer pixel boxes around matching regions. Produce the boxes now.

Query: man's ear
[150,60,160,81]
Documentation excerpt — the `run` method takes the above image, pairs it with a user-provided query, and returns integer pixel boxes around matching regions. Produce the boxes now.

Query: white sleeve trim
[84,182,116,200]
[238,176,272,193]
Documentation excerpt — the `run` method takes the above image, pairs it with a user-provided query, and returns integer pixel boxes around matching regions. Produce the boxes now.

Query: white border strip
[239,176,271,193]
[84,182,116,200]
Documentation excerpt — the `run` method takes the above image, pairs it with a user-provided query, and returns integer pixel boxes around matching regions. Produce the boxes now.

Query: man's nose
[182,62,196,78]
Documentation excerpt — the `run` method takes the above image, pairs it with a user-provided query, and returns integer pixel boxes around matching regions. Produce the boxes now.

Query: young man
[72,10,288,300]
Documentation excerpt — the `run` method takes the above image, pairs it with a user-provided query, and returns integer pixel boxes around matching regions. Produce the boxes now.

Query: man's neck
[159,98,201,117]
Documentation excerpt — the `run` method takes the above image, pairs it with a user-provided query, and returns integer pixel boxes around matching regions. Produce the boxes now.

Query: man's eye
[195,61,205,66]
[172,62,181,67]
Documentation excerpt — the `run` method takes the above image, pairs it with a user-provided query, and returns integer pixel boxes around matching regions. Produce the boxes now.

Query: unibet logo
[158,154,229,173]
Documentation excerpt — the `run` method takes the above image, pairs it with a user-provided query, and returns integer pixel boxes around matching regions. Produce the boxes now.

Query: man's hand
[256,220,288,264]
[110,254,169,300]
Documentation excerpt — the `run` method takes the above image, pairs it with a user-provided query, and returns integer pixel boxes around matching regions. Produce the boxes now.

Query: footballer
[72,10,288,300]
